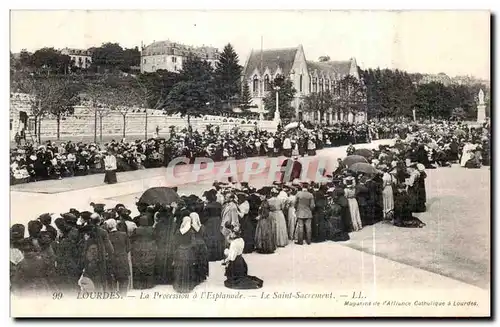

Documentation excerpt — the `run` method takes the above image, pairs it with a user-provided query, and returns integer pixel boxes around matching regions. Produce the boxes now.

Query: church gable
[243,46,299,80]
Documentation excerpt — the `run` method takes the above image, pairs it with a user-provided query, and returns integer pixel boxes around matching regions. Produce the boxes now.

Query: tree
[132,74,170,140]
[167,55,219,120]
[180,55,214,83]
[18,49,34,71]
[214,43,242,110]
[90,43,125,72]
[415,82,453,119]
[318,56,330,62]
[48,78,80,140]
[239,82,253,110]
[333,75,366,120]
[361,68,418,120]
[451,107,466,121]
[164,80,212,127]
[137,70,181,108]
[32,48,72,75]
[80,75,114,143]
[303,90,334,123]
[16,75,79,142]
[121,47,141,72]
[263,75,297,120]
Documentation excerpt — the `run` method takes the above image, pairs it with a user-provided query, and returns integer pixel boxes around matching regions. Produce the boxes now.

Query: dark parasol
[138,187,180,206]
[342,155,368,167]
[353,148,374,160]
[348,162,381,175]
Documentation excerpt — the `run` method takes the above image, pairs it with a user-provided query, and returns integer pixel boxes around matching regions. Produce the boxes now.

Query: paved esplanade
[10,140,490,317]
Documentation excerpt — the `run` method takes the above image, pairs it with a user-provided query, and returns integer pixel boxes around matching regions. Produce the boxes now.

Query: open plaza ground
[10,141,490,307]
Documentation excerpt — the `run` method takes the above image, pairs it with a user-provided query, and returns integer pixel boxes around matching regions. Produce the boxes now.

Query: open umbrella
[138,187,180,206]
[342,155,368,167]
[353,148,374,160]
[348,162,381,175]
[284,122,299,130]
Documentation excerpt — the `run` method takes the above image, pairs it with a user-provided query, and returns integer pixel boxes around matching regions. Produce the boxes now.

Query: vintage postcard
[9,10,490,317]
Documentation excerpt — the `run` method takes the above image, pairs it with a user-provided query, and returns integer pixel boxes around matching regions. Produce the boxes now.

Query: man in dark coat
[80,215,114,292]
[294,184,315,245]
[54,213,81,292]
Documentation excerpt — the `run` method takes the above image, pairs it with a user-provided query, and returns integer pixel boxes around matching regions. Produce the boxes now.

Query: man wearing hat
[294,183,315,245]
[38,213,58,242]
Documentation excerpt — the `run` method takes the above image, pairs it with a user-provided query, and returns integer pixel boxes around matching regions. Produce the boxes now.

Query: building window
[312,78,317,93]
[309,77,312,93]
[253,75,259,93]
[172,56,177,63]
[319,78,324,92]
[299,75,303,92]
[143,59,147,64]
[264,75,271,92]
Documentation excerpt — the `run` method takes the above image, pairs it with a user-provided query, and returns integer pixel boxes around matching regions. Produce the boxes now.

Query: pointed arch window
[312,78,318,93]
[252,75,259,93]
[299,74,303,92]
[264,75,271,92]
[319,78,324,93]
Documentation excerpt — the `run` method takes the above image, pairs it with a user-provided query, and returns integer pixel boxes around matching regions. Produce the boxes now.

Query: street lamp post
[273,86,281,123]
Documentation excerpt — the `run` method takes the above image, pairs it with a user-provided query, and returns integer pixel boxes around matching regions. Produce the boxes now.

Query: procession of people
[9,121,382,185]
[10,117,490,297]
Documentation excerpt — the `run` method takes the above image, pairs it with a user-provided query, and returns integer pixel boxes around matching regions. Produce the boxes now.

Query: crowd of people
[9,121,399,185]
[10,118,490,297]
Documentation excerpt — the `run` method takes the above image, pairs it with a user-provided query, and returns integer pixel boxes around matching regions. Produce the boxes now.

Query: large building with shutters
[140,40,219,73]
[242,44,365,122]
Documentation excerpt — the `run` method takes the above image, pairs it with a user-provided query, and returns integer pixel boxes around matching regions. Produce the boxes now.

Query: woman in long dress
[393,183,426,228]
[223,226,263,290]
[254,197,277,254]
[285,189,297,241]
[312,187,328,242]
[105,219,130,296]
[201,191,225,261]
[242,193,261,253]
[324,189,350,241]
[344,177,362,232]
[190,212,209,283]
[381,166,395,220]
[414,164,427,212]
[103,150,118,184]
[130,216,157,289]
[172,216,198,293]
[267,189,288,247]
[153,206,177,285]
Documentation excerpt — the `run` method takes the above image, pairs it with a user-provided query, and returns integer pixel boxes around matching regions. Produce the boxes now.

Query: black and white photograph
[8,9,491,317]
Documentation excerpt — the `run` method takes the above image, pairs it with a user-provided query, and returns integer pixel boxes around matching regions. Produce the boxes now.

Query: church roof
[243,47,299,79]
[306,60,352,78]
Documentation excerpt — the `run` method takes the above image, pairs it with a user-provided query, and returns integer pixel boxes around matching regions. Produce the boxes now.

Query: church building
[242,45,366,123]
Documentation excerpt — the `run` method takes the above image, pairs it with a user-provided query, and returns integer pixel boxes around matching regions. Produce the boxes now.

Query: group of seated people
[10,122,381,185]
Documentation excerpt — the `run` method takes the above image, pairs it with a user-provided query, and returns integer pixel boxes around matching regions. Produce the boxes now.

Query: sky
[10,10,491,79]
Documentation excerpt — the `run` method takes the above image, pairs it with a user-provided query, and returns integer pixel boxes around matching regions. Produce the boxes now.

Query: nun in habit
[104,150,118,184]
